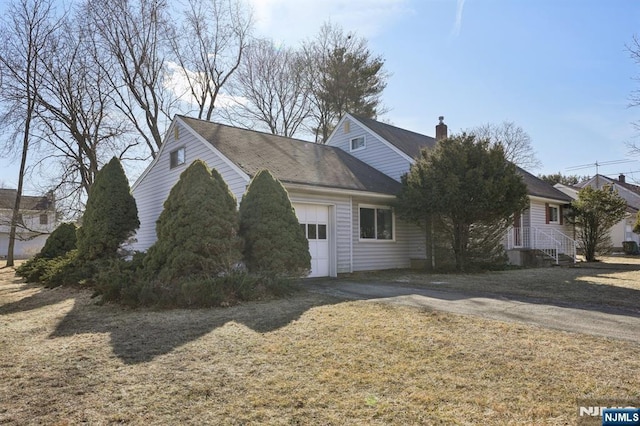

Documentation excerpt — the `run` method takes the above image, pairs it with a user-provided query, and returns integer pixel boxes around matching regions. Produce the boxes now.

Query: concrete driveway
[307,280,640,344]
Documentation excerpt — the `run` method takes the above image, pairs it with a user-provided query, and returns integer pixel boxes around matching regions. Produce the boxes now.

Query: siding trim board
[131,120,178,191]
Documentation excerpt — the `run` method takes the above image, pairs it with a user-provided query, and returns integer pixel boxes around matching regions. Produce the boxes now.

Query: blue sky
[249,0,640,178]
[2,0,640,191]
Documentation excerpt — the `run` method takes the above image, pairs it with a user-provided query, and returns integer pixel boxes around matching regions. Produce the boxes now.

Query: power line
[566,159,636,173]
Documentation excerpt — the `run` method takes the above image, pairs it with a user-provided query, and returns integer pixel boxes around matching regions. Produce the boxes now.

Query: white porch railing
[505,226,576,264]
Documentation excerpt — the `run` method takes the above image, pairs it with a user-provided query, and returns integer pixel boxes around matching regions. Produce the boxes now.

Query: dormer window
[350,136,365,152]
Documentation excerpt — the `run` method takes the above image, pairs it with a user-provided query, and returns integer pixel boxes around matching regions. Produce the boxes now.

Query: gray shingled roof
[351,115,437,158]
[0,189,52,210]
[180,116,402,195]
[516,167,572,203]
[351,115,568,203]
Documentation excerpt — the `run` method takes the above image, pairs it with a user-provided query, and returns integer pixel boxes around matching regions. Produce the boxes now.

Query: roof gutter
[283,182,397,200]
[528,195,573,204]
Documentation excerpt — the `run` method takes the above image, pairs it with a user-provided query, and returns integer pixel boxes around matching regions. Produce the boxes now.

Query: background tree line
[0,0,387,264]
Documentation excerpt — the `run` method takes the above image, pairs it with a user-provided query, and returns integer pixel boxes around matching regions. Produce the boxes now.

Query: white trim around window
[350,136,365,152]
[358,204,395,242]
[548,204,560,224]
[170,146,186,169]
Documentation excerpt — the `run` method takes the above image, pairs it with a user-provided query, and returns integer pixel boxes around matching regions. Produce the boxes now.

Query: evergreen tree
[568,185,627,261]
[77,157,139,261]
[538,172,589,186]
[143,160,242,281]
[239,170,310,276]
[397,134,528,271]
[39,222,77,259]
[304,22,387,143]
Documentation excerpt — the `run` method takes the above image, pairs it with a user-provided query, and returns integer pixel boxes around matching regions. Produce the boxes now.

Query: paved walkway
[307,281,640,344]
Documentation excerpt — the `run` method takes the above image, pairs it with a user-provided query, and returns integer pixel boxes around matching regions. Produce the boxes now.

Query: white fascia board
[325,114,348,146]
[348,114,415,163]
[283,182,397,200]
[131,119,177,192]
[528,195,573,205]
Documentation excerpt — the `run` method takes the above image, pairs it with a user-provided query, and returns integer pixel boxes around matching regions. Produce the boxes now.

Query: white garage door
[293,203,329,277]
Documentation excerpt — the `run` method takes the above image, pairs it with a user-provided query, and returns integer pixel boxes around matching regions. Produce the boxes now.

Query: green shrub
[94,259,136,303]
[77,157,139,263]
[143,160,242,287]
[15,257,51,283]
[15,223,78,283]
[40,223,77,259]
[40,250,83,288]
[239,170,310,276]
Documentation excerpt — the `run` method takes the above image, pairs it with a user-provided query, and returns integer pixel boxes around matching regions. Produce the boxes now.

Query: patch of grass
[342,256,640,311]
[0,265,638,424]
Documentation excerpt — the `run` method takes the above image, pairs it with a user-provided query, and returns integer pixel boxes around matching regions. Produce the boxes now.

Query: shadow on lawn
[0,281,78,316]
[49,291,341,365]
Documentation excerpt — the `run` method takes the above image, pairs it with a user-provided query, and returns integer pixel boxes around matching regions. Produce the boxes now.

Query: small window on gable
[170,147,186,169]
[39,214,48,225]
[350,136,365,151]
[344,120,350,133]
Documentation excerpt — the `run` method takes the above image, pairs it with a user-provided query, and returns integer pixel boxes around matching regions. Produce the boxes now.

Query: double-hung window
[547,204,560,224]
[350,136,365,151]
[170,147,186,169]
[359,206,394,240]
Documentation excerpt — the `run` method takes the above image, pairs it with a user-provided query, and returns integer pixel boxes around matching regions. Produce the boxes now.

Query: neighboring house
[0,189,57,258]
[555,174,640,249]
[132,114,576,276]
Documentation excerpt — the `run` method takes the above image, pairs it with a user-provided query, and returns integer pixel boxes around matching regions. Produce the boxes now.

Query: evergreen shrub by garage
[239,169,310,277]
[142,160,242,284]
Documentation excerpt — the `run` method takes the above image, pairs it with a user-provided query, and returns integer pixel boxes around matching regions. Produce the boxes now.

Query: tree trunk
[6,115,31,267]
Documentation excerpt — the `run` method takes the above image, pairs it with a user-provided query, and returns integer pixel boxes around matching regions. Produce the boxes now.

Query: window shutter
[559,205,564,225]
[545,203,550,224]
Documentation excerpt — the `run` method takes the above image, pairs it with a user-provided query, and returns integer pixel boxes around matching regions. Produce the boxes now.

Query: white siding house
[133,113,576,274]
[132,116,418,277]
[0,190,57,258]
[556,175,640,249]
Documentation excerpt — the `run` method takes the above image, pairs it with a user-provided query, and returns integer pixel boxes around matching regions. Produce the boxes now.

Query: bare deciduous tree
[170,0,252,121]
[223,39,310,137]
[34,15,130,211]
[470,121,542,170]
[627,34,640,156]
[85,0,174,158]
[0,0,59,266]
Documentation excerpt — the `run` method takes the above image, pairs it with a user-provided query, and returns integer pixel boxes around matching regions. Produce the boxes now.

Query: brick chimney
[435,116,447,141]
[619,173,626,184]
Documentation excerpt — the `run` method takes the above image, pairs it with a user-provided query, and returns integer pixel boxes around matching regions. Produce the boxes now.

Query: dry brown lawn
[1,264,639,425]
